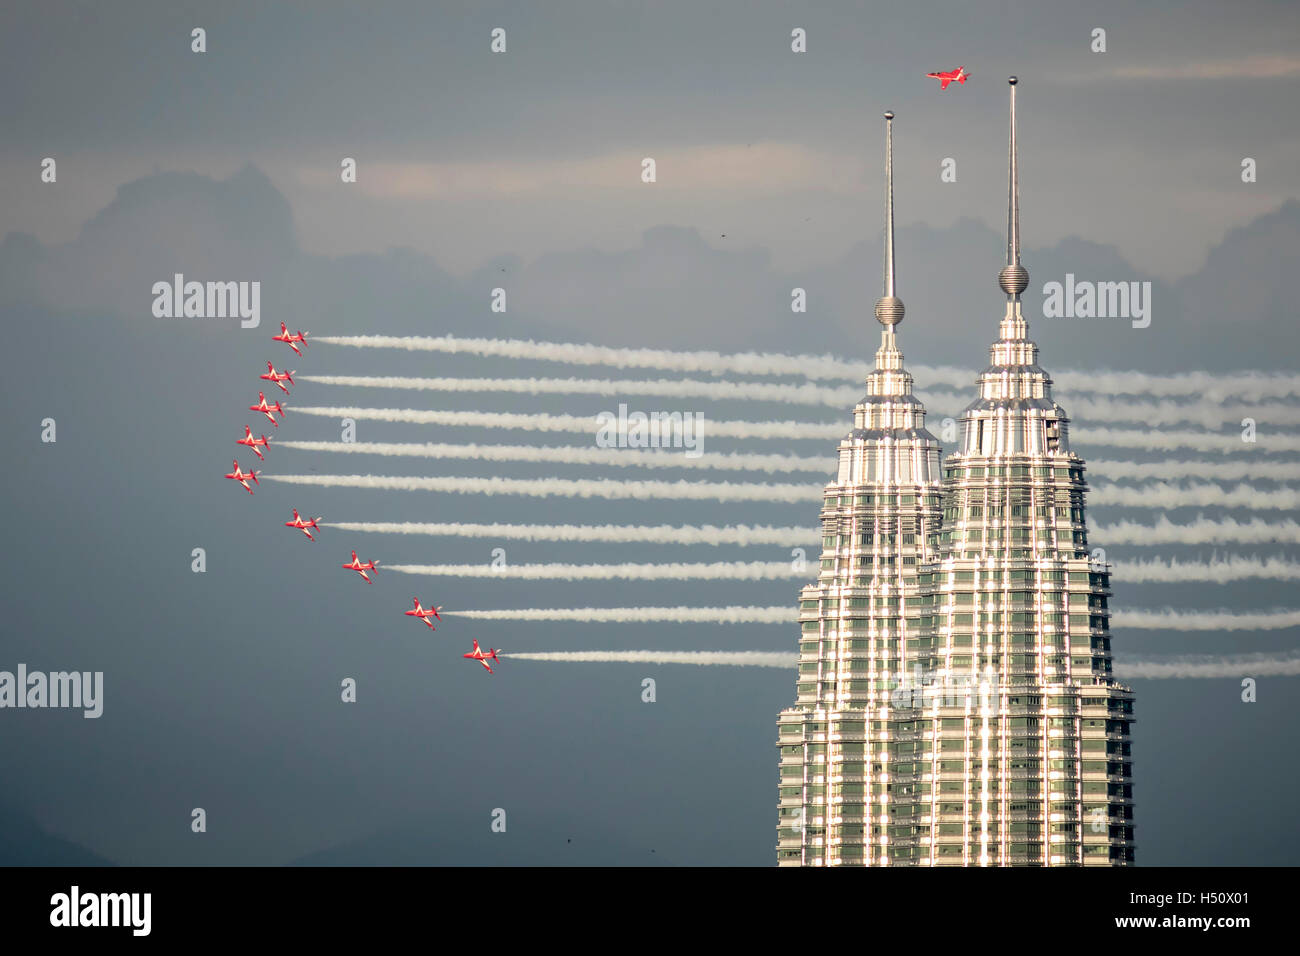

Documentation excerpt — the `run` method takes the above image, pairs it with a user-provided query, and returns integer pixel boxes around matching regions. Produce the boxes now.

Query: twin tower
[776,78,1136,867]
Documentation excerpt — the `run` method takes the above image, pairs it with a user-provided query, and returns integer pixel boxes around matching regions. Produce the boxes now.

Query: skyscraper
[777,79,1135,867]
[776,111,946,866]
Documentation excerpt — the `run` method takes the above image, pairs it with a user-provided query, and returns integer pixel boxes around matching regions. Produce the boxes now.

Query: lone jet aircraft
[926,66,970,89]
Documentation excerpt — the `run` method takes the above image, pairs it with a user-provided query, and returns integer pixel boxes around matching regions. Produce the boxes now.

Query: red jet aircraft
[260,361,295,394]
[237,425,271,460]
[464,640,500,674]
[250,391,285,427]
[342,550,379,583]
[272,321,308,355]
[285,509,322,541]
[926,66,970,89]
[405,597,442,629]
[224,459,260,494]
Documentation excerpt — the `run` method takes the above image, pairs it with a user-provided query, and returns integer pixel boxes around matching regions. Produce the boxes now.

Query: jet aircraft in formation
[237,425,271,459]
[224,460,260,494]
[464,640,500,674]
[220,327,493,671]
[342,550,380,583]
[260,361,296,394]
[285,508,322,541]
[405,597,443,629]
[250,391,285,427]
[272,321,309,355]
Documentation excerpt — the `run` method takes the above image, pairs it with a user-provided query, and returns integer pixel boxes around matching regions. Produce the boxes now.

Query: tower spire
[874,110,905,329]
[998,77,1029,301]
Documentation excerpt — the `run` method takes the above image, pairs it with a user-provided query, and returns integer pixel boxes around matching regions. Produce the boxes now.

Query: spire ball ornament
[998,264,1029,297]
[875,296,905,326]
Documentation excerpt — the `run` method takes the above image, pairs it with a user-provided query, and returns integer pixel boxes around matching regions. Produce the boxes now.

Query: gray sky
[1,0,1298,867]
[3,0,1298,278]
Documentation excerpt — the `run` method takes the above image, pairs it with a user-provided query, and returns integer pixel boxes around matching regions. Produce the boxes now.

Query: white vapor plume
[1058,397,1300,429]
[1094,516,1300,545]
[263,473,821,503]
[298,375,1300,429]
[1112,608,1300,631]
[315,333,1300,399]
[1052,370,1300,403]
[916,396,1300,429]
[275,440,833,475]
[442,606,798,624]
[443,605,1300,629]
[386,561,812,581]
[290,405,842,440]
[1088,459,1300,482]
[1090,482,1300,510]
[313,333,871,381]
[319,521,821,546]
[1114,653,1300,679]
[500,650,1300,678]
[1115,554,1300,583]
[298,373,860,408]
[501,650,797,668]
[1073,426,1300,454]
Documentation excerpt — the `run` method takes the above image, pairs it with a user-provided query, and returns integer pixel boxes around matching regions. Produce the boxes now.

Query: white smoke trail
[1061,397,1300,429]
[263,473,821,503]
[1052,369,1300,403]
[499,650,1300,677]
[1112,608,1300,631]
[276,440,833,475]
[1114,653,1300,679]
[298,374,1300,429]
[445,605,1300,629]
[1090,481,1300,510]
[314,333,1300,399]
[290,405,842,440]
[313,333,872,381]
[1115,555,1300,583]
[442,606,797,624]
[385,561,811,581]
[1088,459,1300,482]
[1073,426,1300,454]
[298,373,861,408]
[917,395,1300,429]
[501,650,797,668]
[1093,516,1300,546]
[319,521,821,546]
[1091,481,1300,510]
